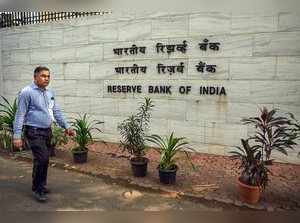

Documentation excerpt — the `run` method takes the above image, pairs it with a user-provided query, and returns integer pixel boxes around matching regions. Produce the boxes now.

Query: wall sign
[107,84,226,96]
[109,39,226,96]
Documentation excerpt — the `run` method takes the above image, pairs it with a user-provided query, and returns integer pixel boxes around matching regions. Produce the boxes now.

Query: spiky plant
[287,112,300,157]
[230,139,271,189]
[287,112,300,141]
[0,130,13,151]
[51,122,68,148]
[71,114,103,153]
[242,107,297,160]
[0,96,18,151]
[146,132,195,170]
[118,97,154,159]
[0,95,17,133]
[231,107,300,189]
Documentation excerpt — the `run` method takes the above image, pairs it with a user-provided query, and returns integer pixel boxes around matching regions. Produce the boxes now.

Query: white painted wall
[1,12,300,163]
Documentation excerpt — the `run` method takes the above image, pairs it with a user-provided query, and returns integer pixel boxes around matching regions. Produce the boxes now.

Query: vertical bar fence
[0,11,109,28]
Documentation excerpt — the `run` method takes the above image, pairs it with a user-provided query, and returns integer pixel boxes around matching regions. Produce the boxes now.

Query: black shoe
[42,187,51,194]
[32,191,48,202]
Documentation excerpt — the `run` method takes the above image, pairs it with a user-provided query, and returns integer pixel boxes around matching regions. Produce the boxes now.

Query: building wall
[1,12,300,163]
[0,32,3,95]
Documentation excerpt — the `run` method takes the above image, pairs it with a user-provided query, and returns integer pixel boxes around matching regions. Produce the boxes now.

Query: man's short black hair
[34,66,50,76]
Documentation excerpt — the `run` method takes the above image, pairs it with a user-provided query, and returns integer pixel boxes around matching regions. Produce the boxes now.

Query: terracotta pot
[237,178,261,204]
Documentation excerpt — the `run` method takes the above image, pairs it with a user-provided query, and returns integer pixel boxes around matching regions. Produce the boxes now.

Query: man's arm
[52,94,74,136]
[13,90,29,147]
[52,98,70,130]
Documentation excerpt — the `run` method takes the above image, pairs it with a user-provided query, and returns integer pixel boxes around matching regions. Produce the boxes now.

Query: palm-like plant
[287,113,300,157]
[231,107,299,190]
[71,114,103,153]
[0,96,18,151]
[146,132,195,170]
[0,95,17,132]
[242,107,297,160]
[118,97,154,159]
[288,112,300,140]
[51,122,68,148]
[50,122,69,156]
[230,139,271,189]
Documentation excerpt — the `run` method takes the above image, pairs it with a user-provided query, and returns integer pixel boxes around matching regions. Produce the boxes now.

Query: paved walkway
[1,141,300,211]
[0,156,244,211]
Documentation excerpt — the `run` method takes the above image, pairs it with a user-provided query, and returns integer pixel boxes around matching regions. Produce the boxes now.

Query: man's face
[34,70,50,89]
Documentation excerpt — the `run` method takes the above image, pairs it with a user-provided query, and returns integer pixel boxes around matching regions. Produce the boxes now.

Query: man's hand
[13,139,23,148]
[65,128,75,137]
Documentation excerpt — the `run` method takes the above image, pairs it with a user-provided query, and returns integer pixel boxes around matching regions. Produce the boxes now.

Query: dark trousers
[24,126,52,192]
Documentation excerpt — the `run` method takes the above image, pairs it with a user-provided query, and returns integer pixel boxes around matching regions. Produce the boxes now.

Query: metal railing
[0,12,108,28]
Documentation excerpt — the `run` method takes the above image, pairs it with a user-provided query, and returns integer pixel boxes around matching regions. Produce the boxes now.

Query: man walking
[13,66,74,202]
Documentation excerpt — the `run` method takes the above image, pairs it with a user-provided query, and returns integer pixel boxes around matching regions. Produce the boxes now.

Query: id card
[48,97,55,121]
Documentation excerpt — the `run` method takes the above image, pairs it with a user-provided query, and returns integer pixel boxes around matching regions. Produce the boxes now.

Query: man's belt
[24,125,51,132]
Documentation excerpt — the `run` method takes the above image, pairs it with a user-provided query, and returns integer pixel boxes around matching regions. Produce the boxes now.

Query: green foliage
[146,132,195,170]
[118,98,154,158]
[287,113,300,157]
[287,112,300,141]
[0,95,17,133]
[0,130,13,151]
[51,122,68,148]
[71,114,103,153]
[242,107,298,159]
[0,95,17,151]
[231,107,300,189]
[230,139,271,189]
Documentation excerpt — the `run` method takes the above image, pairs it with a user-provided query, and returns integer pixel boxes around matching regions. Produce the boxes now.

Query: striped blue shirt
[13,82,70,139]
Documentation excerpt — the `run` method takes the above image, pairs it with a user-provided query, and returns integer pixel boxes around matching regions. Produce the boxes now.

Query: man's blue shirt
[13,82,69,139]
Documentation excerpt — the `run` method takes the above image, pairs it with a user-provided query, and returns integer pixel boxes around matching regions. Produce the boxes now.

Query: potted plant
[50,122,69,157]
[0,124,13,151]
[118,97,154,177]
[230,138,271,204]
[146,132,195,184]
[71,113,103,163]
[230,107,299,204]
[0,96,18,152]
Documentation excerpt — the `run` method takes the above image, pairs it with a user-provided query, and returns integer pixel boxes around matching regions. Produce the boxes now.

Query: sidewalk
[2,141,300,211]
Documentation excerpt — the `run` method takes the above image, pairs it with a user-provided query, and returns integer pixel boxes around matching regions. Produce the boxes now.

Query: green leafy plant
[242,107,298,160]
[289,113,300,132]
[118,98,154,159]
[231,107,299,190]
[0,96,18,151]
[71,114,103,153]
[287,113,300,157]
[146,132,195,170]
[230,139,271,189]
[0,130,13,151]
[0,95,17,131]
[51,122,68,148]
[288,112,300,139]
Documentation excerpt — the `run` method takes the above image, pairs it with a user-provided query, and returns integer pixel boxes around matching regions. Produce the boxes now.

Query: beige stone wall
[1,12,300,163]
[0,32,2,95]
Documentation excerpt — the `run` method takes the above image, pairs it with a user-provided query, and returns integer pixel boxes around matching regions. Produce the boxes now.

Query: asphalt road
[0,156,237,211]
